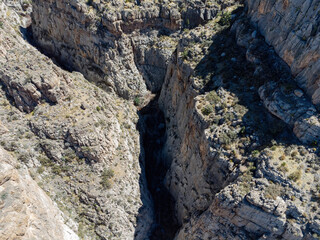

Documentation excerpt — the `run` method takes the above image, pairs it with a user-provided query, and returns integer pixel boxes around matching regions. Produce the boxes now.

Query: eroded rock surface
[31,0,235,97]
[0,147,79,240]
[246,0,320,105]
[0,2,153,239]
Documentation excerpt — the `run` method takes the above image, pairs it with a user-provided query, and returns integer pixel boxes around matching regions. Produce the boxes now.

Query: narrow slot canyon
[138,96,180,240]
[22,13,179,239]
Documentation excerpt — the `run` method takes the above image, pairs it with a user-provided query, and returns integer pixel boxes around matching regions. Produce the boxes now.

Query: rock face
[0,147,79,240]
[159,5,320,240]
[232,18,320,143]
[245,0,320,105]
[31,0,230,98]
[0,2,153,239]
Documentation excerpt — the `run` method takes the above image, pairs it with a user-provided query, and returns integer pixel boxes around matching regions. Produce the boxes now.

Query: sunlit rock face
[246,0,320,106]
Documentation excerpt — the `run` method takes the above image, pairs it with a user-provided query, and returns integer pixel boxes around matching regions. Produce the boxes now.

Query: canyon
[0,0,319,239]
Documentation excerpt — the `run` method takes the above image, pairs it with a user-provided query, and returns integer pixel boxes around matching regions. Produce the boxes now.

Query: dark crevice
[138,96,180,240]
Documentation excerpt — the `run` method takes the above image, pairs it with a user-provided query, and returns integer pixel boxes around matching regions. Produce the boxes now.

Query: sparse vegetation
[265,183,282,200]
[219,12,231,26]
[201,105,213,115]
[134,97,141,106]
[277,162,289,173]
[101,168,114,189]
[288,170,302,182]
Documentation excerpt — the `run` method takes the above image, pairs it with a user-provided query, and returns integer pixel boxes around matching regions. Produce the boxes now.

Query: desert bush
[201,105,213,115]
[288,170,302,182]
[265,183,282,200]
[101,168,115,189]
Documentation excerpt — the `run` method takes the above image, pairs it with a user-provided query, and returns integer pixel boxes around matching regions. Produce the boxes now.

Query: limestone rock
[246,0,320,105]
[0,147,79,240]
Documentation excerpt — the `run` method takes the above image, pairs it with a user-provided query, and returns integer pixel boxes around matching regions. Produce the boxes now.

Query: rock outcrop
[232,18,320,144]
[0,147,79,240]
[246,0,320,105]
[0,2,153,239]
[31,0,235,97]
[159,5,320,240]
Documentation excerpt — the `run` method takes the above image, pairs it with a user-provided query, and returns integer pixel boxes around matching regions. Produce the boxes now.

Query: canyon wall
[246,0,320,105]
[159,4,320,239]
[31,0,228,97]
[0,2,153,239]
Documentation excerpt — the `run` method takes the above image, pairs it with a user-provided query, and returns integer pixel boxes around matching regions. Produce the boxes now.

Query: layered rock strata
[159,7,320,240]
[31,0,234,97]
[1,0,320,240]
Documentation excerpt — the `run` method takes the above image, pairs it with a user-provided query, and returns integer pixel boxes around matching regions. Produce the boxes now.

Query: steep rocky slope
[0,0,320,239]
[160,11,320,239]
[31,0,234,98]
[1,2,153,239]
[246,0,320,106]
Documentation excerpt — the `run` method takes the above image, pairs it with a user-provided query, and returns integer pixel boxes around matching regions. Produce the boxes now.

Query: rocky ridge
[0,146,79,240]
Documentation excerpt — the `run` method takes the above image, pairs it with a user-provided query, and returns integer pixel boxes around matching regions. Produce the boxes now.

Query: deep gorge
[0,0,320,239]
[138,96,179,240]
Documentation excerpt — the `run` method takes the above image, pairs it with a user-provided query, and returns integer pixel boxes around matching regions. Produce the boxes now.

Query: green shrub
[251,150,260,157]
[277,162,288,173]
[219,12,231,26]
[38,155,54,167]
[101,168,115,189]
[182,49,189,60]
[37,166,45,174]
[134,97,140,106]
[271,145,277,151]
[265,183,282,200]
[102,168,114,179]
[206,91,221,105]
[201,105,213,115]
[52,165,62,175]
[288,170,302,182]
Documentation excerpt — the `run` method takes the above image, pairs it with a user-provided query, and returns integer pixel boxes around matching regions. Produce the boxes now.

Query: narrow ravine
[138,96,180,240]
[24,20,179,239]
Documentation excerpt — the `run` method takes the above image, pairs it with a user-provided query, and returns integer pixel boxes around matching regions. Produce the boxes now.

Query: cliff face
[159,5,320,240]
[246,0,320,106]
[0,2,153,239]
[31,0,229,98]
